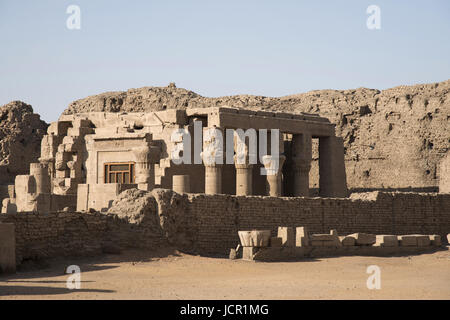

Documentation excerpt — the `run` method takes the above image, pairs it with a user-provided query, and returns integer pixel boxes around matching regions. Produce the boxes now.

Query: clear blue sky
[1,0,449,122]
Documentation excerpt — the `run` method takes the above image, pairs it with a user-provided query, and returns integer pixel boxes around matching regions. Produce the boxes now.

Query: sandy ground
[1,247,449,300]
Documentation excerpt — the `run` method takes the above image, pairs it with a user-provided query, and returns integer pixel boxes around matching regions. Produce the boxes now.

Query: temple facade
[1,107,347,213]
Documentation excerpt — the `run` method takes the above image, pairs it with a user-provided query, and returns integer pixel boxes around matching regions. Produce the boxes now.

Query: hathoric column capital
[233,153,256,169]
[132,145,160,164]
[262,155,286,175]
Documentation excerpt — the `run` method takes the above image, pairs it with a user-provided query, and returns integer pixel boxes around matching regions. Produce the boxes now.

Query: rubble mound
[107,188,192,248]
[63,80,450,191]
[0,101,48,184]
[106,188,157,224]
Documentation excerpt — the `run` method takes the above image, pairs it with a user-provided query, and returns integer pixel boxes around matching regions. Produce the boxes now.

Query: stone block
[270,237,282,247]
[398,235,417,247]
[1,198,17,214]
[340,236,356,246]
[296,226,309,247]
[242,247,258,261]
[250,230,271,247]
[238,230,271,247]
[310,240,323,247]
[72,119,92,128]
[375,235,398,247]
[278,227,295,247]
[429,235,441,246]
[310,233,336,241]
[0,223,16,274]
[348,233,376,245]
[415,235,431,247]
[229,248,237,260]
[311,240,340,247]
[56,169,69,179]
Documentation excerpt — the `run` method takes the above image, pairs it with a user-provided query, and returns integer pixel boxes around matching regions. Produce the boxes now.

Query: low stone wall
[184,191,450,254]
[0,190,449,264]
[0,210,168,265]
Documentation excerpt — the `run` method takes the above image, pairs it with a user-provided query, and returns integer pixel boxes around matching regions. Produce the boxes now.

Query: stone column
[319,136,348,197]
[233,132,255,196]
[29,163,51,195]
[202,126,224,195]
[133,145,160,191]
[292,159,311,196]
[173,175,190,193]
[291,134,312,196]
[262,155,286,196]
[204,164,223,194]
[235,161,253,196]
[28,163,51,212]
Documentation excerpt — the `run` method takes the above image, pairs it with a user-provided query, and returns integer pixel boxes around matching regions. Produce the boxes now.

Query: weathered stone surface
[429,235,441,246]
[340,236,356,246]
[229,248,237,260]
[398,235,418,247]
[0,189,449,264]
[311,240,341,247]
[439,153,450,193]
[0,101,48,185]
[278,227,295,247]
[238,230,271,247]
[296,227,309,247]
[242,246,258,261]
[310,234,336,241]
[238,231,252,247]
[375,235,398,247]
[397,234,431,247]
[250,230,271,247]
[415,235,431,247]
[62,80,450,193]
[348,233,376,245]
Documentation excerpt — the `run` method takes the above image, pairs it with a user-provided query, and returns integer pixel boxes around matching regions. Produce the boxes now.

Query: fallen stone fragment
[398,235,417,247]
[429,235,441,246]
[375,235,398,247]
[296,227,309,247]
[348,233,376,245]
[229,248,237,260]
[340,236,356,246]
[278,227,295,247]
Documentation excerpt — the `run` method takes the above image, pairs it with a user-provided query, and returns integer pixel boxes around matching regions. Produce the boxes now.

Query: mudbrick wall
[1,189,449,264]
[185,191,450,254]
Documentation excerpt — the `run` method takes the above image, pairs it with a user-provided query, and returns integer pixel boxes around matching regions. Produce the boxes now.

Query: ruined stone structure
[1,189,449,266]
[1,107,347,214]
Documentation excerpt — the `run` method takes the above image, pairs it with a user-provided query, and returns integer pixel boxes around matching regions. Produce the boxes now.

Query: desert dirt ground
[1,247,449,300]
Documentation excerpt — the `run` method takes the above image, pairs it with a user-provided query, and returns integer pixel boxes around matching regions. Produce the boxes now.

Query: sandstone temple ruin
[1,107,348,214]
[0,84,449,274]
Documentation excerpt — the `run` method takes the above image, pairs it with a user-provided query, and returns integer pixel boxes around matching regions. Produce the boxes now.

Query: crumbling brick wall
[1,190,449,263]
[184,192,450,254]
[0,210,169,265]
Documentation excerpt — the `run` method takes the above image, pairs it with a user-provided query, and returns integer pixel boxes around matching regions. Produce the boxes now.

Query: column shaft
[262,155,286,197]
[235,164,253,196]
[291,134,312,197]
[205,165,222,195]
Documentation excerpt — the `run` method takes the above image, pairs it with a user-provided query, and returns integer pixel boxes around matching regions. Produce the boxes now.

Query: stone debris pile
[233,227,445,261]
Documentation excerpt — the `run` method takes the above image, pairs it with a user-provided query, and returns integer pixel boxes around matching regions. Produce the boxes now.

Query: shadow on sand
[0,246,182,297]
